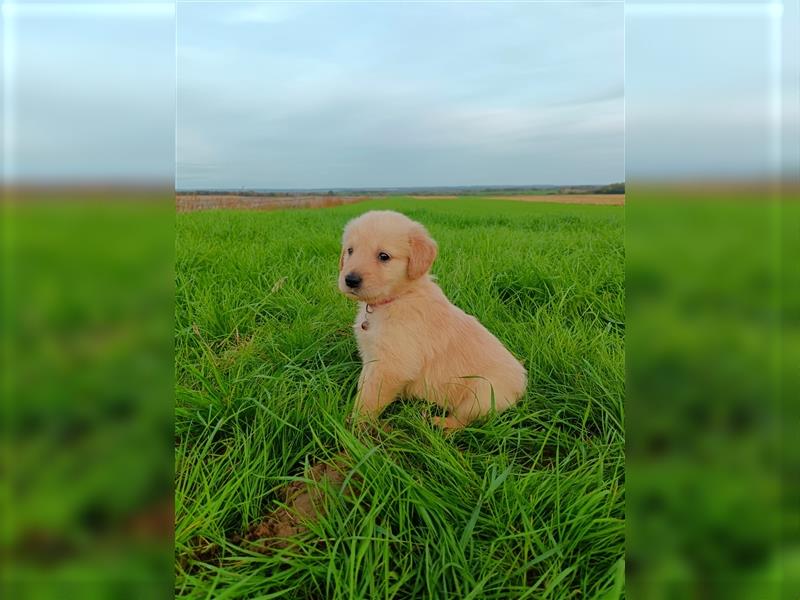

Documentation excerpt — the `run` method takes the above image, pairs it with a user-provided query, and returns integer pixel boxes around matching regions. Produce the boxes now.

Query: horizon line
[175,182,625,192]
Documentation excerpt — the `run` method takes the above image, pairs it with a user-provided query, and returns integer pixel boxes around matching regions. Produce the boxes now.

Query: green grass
[625,192,800,599]
[175,197,625,599]
[3,197,174,597]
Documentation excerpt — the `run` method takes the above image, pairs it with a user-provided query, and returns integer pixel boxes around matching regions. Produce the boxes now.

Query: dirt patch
[181,537,221,572]
[234,455,354,554]
[179,456,356,570]
[176,193,624,212]
[176,194,369,213]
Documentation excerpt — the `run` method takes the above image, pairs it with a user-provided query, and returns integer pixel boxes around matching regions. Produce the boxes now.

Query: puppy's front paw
[432,416,466,432]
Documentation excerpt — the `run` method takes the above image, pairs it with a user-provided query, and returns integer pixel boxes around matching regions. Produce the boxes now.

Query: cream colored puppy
[338,210,527,429]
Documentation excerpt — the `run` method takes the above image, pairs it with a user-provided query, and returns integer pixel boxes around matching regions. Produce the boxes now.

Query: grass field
[625,192,800,599]
[3,197,174,597]
[175,197,625,599]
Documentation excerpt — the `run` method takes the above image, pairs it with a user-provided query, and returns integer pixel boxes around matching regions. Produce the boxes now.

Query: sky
[176,2,625,190]
[2,1,175,183]
[2,1,796,186]
[626,0,799,181]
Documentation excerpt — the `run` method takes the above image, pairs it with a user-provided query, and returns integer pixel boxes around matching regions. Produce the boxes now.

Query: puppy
[338,210,527,429]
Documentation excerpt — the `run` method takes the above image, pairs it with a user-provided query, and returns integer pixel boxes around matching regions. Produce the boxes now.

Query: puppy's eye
[378,252,391,262]
[347,247,353,255]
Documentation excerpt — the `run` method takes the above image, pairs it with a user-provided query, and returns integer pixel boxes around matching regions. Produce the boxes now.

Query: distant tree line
[593,182,625,194]
[176,182,625,197]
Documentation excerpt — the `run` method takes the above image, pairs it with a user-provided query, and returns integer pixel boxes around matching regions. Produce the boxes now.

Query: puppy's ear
[407,226,438,280]
[339,247,345,272]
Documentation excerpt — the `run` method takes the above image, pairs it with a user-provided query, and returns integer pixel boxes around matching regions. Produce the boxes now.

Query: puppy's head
[338,210,437,303]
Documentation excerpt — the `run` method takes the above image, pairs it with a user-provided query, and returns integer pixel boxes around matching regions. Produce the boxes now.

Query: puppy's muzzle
[345,272,362,289]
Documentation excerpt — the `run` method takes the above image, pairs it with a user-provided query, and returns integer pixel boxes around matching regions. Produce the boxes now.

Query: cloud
[178,2,624,188]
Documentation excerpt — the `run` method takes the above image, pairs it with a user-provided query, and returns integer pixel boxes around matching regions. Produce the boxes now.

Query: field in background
[3,196,174,597]
[175,197,625,598]
[176,194,366,212]
[176,193,624,212]
[626,189,800,598]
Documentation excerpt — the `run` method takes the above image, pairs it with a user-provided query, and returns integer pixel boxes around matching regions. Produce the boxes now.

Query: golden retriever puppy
[338,210,527,429]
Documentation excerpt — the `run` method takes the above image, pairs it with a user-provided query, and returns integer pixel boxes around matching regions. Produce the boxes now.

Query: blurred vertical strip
[1,1,175,598]
[626,1,799,598]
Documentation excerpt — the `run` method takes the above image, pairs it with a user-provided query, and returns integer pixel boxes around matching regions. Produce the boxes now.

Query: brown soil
[176,194,368,213]
[179,456,355,570]
[234,455,353,554]
[175,193,624,212]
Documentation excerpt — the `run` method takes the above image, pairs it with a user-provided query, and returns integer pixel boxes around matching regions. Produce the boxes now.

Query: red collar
[371,297,396,307]
[366,296,396,311]
[365,290,413,312]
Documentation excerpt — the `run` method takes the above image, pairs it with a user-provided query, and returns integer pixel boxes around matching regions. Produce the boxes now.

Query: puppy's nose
[345,272,362,289]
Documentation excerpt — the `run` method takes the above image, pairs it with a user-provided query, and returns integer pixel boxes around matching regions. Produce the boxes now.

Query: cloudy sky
[4,2,794,186]
[2,2,175,183]
[176,2,624,189]
[626,0,799,180]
